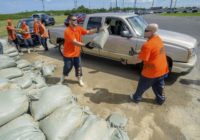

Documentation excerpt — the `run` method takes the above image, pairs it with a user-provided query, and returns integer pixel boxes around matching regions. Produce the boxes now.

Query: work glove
[85,42,94,49]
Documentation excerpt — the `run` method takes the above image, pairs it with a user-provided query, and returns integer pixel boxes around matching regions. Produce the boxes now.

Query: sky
[0,0,200,14]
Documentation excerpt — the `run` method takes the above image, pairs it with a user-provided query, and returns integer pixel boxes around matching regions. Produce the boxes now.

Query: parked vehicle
[64,13,86,26]
[182,7,199,13]
[31,13,55,26]
[49,13,198,74]
[15,18,40,47]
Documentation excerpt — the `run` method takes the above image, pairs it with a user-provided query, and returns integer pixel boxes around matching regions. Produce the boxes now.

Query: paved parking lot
[20,15,200,140]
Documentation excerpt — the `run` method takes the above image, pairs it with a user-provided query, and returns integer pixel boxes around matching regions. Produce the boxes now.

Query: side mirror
[121,31,133,38]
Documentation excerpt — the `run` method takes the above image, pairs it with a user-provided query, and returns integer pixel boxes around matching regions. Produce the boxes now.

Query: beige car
[48,13,198,73]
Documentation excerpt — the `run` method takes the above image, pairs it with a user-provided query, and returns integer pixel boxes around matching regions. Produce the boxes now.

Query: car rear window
[87,17,102,29]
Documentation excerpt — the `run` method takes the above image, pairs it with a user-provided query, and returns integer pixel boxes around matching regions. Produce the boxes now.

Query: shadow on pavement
[179,78,200,86]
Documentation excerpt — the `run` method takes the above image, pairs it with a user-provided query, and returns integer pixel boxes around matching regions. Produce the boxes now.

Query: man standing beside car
[38,20,49,51]
[6,19,21,53]
[130,23,169,105]
[58,14,99,86]
[33,18,41,48]
[21,21,34,53]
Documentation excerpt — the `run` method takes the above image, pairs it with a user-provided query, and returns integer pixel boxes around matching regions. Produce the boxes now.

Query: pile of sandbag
[0,40,130,140]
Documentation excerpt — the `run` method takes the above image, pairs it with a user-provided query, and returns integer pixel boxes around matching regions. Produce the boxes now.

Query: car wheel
[58,43,64,57]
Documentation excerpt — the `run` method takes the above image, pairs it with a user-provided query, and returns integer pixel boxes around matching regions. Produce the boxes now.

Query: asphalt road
[20,15,200,140]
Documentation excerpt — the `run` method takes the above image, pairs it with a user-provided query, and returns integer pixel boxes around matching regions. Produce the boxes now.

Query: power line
[41,0,45,11]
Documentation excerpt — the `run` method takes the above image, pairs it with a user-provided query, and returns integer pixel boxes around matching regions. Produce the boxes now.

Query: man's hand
[85,42,94,49]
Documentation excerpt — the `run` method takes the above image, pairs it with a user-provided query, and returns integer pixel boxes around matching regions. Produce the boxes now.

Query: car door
[99,17,139,64]
[82,16,102,56]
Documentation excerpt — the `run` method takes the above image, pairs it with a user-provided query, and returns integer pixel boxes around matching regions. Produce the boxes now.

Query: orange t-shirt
[39,24,48,38]
[63,26,87,57]
[33,22,39,34]
[6,25,16,40]
[138,35,169,78]
[21,25,31,39]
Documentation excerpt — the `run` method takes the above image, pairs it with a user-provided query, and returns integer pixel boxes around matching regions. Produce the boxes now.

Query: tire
[58,43,64,57]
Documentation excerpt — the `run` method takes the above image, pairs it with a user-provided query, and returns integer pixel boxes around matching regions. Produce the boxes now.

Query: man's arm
[72,39,85,47]
[86,28,98,35]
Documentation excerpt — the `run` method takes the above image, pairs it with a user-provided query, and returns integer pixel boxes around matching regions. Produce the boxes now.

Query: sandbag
[11,75,32,89]
[0,42,3,54]
[41,65,56,77]
[0,89,29,126]
[30,85,76,121]
[3,47,18,54]
[68,115,110,140]
[91,25,109,49]
[16,59,31,69]
[0,67,23,79]
[0,115,45,140]
[33,76,47,88]
[32,61,44,70]
[7,51,19,57]
[0,78,20,91]
[0,59,16,70]
[39,104,91,140]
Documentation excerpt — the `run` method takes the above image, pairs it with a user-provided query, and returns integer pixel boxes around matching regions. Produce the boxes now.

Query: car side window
[33,15,39,18]
[87,17,102,29]
[105,18,129,36]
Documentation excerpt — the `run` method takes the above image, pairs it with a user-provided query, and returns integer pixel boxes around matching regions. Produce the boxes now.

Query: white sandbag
[41,65,56,77]
[11,75,32,89]
[39,104,91,140]
[30,85,76,121]
[7,51,19,57]
[0,78,20,92]
[108,128,129,140]
[16,59,31,69]
[91,25,109,49]
[0,115,45,140]
[68,115,110,140]
[0,89,29,126]
[3,47,18,54]
[0,114,38,135]
[0,55,11,60]
[32,61,44,70]
[0,42,3,54]
[0,56,16,70]
[33,76,47,88]
[0,67,23,79]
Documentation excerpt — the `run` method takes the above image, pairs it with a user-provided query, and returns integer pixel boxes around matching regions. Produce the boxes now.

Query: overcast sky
[0,0,199,14]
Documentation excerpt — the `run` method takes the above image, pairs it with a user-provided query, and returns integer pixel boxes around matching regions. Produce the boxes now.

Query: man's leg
[44,38,48,51]
[24,39,30,53]
[152,75,166,105]
[59,57,73,84]
[74,57,84,86]
[131,76,155,103]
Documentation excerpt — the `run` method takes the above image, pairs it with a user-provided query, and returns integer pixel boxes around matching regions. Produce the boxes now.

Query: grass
[161,12,200,16]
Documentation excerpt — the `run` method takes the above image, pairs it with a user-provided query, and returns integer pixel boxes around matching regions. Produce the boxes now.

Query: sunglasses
[144,29,151,32]
[71,18,77,21]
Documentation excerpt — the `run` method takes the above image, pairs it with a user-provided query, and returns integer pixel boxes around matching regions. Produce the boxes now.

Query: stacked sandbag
[3,47,20,61]
[0,78,20,91]
[0,89,29,126]
[16,59,32,71]
[41,64,56,77]
[0,67,23,79]
[0,114,45,140]
[30,85,76,121]
[0,55,17,70]
[39,104,91,140]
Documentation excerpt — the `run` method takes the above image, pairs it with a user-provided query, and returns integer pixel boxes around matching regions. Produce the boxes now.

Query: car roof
[87,12,137,18]
[19,18,34,22]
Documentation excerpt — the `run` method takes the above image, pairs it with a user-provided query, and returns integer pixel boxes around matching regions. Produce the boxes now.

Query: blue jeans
[63,57,82,77]
[35,34,41,45]
[41,37,48,50]
[133,74,167,104]
[24,38,33,48]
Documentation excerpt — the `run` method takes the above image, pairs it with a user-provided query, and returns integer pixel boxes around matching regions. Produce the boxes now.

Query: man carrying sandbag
[58,14,101,86]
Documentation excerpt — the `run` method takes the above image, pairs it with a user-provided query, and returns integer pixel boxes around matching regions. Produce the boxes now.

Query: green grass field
[161,12,200,16]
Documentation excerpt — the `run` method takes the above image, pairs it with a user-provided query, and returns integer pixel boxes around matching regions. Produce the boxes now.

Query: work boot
[78,76,84,87]
[58,75,65,85]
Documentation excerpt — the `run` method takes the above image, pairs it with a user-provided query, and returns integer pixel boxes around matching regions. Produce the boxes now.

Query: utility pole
[123,0,125,9]
[41,0,45,11]
[151,0,154,8]
[89,0,91,9]
[116,0,118,8]
[74,0,78,9]
[174,0,177,8]
[134,0,137,9]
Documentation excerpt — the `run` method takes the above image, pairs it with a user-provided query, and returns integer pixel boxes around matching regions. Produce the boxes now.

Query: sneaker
[130,94,139,103]
[78,77,85,87]
[19,52,24,56]
[27,49,31,54]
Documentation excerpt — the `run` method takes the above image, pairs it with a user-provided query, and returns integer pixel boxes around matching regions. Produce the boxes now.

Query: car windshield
[126,16,148,36]
[17,20,34,29]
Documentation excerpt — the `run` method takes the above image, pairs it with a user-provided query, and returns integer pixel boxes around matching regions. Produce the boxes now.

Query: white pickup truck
[48,13,198,73]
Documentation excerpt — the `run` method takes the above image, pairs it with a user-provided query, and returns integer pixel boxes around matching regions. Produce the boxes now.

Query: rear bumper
[172,55,197,73]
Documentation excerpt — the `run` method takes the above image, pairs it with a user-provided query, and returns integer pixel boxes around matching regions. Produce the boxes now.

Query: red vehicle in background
[64,13,86,26]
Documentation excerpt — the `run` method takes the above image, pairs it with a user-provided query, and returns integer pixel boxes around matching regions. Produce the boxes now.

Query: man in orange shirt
[21,21,33,53]
[130,23,169,105]
[33,18,41,46]
[58,14,99,86]
[6,19,20,52]
[38,20,49,51]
